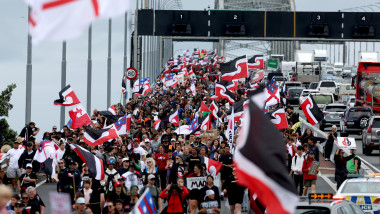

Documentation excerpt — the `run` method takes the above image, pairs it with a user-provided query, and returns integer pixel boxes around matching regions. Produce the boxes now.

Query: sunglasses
[58,162,64,164]
[15,206,23,208]
[22,197,28,200]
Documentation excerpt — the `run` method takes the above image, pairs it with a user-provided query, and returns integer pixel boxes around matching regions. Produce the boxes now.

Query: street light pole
[60,41,67,129]
[107,19,112,108]
[25,7,33,125]
[87,25,92,114]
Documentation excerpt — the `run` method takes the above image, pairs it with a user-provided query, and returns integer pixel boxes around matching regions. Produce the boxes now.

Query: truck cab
[355,62,380,112]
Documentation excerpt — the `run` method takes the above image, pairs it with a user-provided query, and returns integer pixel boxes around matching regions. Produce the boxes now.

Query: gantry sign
[137,9,380,40]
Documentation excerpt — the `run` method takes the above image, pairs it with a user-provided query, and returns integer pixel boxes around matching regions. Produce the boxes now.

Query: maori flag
[70,144,105,180]
[54,85,81,106]
[220,55,248,81]
[248,55,264,70]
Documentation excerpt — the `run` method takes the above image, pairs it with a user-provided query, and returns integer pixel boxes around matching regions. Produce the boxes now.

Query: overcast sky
[1,0,379,140]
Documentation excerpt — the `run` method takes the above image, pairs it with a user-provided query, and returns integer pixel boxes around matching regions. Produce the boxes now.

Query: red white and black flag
[68,104,92,129]
[267,108,288,129]
[83,127,119,147]
[69,144,105,180]
[228,99,248,122]
[214,83,236,104]
[220,55,248,81]
[54,84,81,106]
[209,101,222,120]
[122,76,126,95]
[235,97,298,214]
[300,95,324,125]
[168,110,180,126]
[108,105,116,115]
[248,55,264,70]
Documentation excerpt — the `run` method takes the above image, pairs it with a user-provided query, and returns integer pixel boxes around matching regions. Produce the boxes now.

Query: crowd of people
[0,49,360,214]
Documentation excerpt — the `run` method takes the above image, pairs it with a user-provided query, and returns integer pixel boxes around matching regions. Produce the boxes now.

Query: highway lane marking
[318,171,337,192]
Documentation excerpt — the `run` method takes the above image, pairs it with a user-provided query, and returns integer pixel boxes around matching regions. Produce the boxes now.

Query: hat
[26,163,33,168]
[145,139,150,143]
[307,151,314,155]
[128,162,135,168]
[177,154,184,160]
[204,189,215,200]
[108,159,115,165]
[76,197,86,204]
[122,157,129,162]
[15,201,23,207]
[16,137,24,143]
[26,142,33,147]
[134,138,140,143]
[114,181,122,187]
[82,163,87,167]
[171,138,176,142]
[148,174,156,180]
[69,160,76,165]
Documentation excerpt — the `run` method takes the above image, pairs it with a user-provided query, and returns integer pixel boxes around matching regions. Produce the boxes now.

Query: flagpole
[87,25,93,114]
[25,6,32,125]
[72,175,76,202]
[60,41,67,129]
[107,18,112,108]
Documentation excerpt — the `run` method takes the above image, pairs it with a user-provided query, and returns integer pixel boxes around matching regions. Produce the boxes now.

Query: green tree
[0,84,17,143]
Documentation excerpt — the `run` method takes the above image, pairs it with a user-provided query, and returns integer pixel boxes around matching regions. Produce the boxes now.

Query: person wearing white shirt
[56,142,65,163]
[291,146,305,196]
[132,138,146,162]
[121,163,143,190]
[6,141,24,190]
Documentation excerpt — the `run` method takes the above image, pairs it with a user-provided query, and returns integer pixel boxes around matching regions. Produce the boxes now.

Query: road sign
[267,59,278,69]
[126,67,138,81]
[138,10,154,36]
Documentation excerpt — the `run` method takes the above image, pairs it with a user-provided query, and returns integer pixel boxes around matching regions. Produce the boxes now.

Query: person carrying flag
[58,160,81,203]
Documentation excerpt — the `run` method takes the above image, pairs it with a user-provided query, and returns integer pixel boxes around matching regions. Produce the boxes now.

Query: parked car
[362,116,380,155]
[299,89,319,104]
[310,92,335,109]
[340,107,374,137]
[320,104,348,131]
[286,87,305,105]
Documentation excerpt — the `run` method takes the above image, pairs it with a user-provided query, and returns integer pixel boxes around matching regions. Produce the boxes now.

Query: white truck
[334,62,343,76]
[295,50,320,85]
[359,51,378,62]
[281,61,296,80]
[314,49,328,62]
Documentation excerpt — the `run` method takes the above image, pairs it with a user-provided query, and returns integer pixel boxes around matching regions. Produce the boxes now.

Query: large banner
[337,137,356,149]
[186,176,221,190]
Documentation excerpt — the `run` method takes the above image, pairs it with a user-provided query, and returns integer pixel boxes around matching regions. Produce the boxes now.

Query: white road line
[318,172,337,192]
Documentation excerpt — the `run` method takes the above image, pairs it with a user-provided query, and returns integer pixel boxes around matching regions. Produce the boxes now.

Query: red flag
[269,108,288,129]
[200,101,211,113]
[54,85,81,106]
[69,104,92,129]
[204,157,223,176]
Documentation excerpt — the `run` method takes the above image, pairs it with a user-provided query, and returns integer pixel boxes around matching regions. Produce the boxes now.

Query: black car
[340,107,374,137]
[286,87,305,105]
[320,104,347,131]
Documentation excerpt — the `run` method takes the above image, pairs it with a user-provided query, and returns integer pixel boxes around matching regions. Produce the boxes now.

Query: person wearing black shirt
[169,154,186,184]
[334,147,355,190]
[185,147,202,174]
[219,145,233,184]
[324,126,337,161]
[58,160,81,203]
[18,143,36,173]
[18,163,37,194]
[19,122,39,142]
[222,170,246,214]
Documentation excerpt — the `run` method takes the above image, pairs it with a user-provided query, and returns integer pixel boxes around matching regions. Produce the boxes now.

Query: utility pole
[107,19,112,108]
[87,26,92,114]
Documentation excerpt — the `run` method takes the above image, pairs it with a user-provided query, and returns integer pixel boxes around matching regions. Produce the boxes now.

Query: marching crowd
[0,49,361,214]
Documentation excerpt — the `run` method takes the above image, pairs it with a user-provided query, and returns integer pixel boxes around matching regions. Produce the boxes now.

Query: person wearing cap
[6,140,24,191]
[73,197,90,214]
[59,160,81,203]
[139,174,162,212]
[121,162,140,190]
[106,181,129,206]
[19,122,39,142]
[117,157,130,176]
[307,137,319,162]
[18,163,37,194]
[291,146,305,196]
[18,142,36,174]
[13,201,24,214]
[142,139,154,156]
[199,189,220,214]
[104,159,120,195]
[132,138,146,162]
[168,154,186,185]
[302,151,318,196]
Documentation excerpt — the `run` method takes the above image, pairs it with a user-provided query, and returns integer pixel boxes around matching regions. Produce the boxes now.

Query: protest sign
[200,129,218,144]
[186,175,221,190]
[49,192,71,214]
[337,137,356,149]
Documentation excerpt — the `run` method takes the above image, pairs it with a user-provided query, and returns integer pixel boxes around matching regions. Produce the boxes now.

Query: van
[336,84,355,101]
[310,92,335,109]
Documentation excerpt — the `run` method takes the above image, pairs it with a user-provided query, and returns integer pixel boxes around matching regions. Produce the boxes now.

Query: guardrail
[298,117,373,175]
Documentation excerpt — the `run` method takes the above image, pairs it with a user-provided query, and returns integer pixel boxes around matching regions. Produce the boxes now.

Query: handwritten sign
[337,137,356,149]
[186,176,221,190]
[49,192,71,214]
